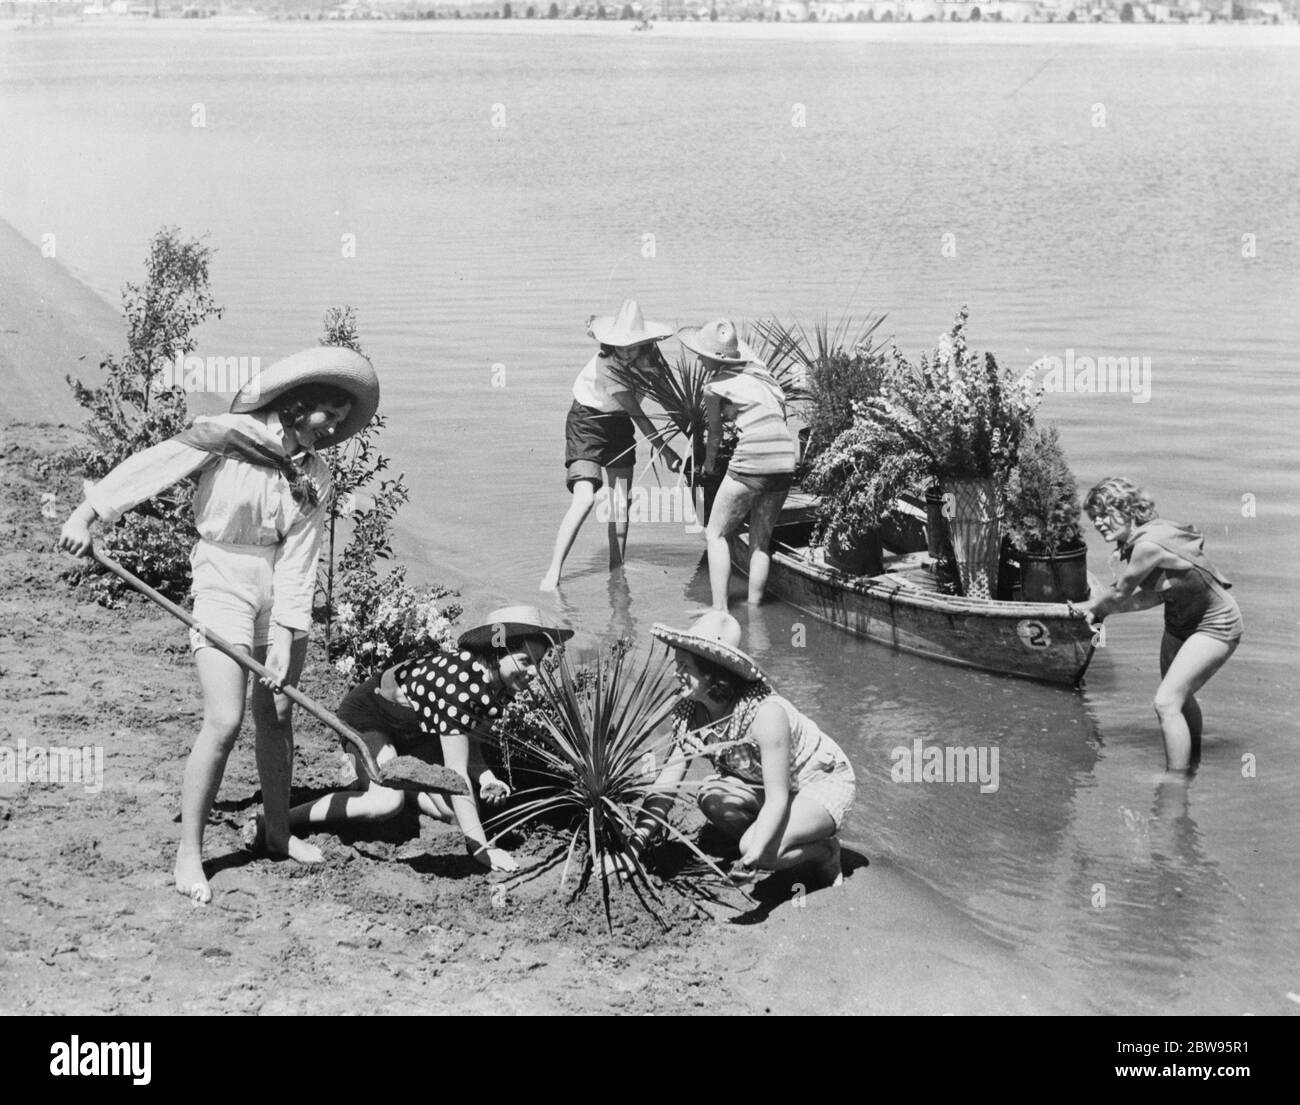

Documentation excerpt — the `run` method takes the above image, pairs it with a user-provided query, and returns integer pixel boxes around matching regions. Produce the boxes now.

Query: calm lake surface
[2,21,1297,1014]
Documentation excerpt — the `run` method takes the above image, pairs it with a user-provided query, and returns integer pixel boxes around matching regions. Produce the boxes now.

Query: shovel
[91,545,467,797]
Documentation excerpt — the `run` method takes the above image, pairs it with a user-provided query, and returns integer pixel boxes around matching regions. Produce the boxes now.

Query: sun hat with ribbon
[651,611,768,685]
[458,604,575,652]
[676,319,758,366]
[231,346,380,446]
[588,299,674,349]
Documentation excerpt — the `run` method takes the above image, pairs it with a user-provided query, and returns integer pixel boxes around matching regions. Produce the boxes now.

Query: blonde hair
[1084,477,1157,525]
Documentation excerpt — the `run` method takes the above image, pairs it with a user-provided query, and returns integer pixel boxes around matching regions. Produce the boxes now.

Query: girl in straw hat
[677,319,796,611]
[288,605,571,872]
[540,300,683,592]
[617,612,854,887]
[59,346,379,904]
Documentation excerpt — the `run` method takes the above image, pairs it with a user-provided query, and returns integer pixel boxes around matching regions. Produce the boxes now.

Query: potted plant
[806,308,1042,597]
[1002,424,1089,602]
[748,314,895,573]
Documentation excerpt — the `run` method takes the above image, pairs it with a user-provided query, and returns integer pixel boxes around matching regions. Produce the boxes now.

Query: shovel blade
[379,756,469,796]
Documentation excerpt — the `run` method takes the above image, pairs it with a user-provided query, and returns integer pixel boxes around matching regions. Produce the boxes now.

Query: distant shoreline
[4,16,1299,47]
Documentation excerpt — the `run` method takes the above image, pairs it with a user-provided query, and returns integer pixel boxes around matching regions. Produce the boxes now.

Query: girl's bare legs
[1155,632,1237,772]
[704,475,757,612]
[540,479,597,591]
[250,637,322,864]
[697,775,761,840]
[605,465,633,569]
[290,774,453,826]
[175,648,250,904]
[745,486,790,606]
[698,777,841,885]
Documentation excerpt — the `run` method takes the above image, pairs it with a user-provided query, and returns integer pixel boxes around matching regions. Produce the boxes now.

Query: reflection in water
[605,569,635,645]
[1063,776,1225,1011]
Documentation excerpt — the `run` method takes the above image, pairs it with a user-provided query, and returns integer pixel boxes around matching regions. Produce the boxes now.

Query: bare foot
[242,816,324,864]
[283,835,324,864]
[812,837,843,888]
[174,849,211,905]
[539,574,559,592]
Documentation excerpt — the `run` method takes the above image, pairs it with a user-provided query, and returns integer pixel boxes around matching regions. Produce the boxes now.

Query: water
[2,20,1297,1014]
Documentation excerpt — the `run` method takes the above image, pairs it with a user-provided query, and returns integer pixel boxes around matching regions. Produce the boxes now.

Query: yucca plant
[747,312,888,471]
[746,311,885,399]
[485,643,735,929]
[609,346,714,481]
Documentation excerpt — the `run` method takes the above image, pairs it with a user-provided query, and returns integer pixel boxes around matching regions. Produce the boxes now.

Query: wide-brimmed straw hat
[652,611,767,684]
[676,319,757,366]
[588,299,673,348]
[458,604,575,651]
[231,346,380,446]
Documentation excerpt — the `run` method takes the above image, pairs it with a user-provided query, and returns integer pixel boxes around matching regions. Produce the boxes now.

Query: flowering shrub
[312,306,462,682]
[806,307,1042,540]
[330,566,461,682]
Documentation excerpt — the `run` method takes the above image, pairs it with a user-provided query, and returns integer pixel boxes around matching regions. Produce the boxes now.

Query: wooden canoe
[729,497,1100,687]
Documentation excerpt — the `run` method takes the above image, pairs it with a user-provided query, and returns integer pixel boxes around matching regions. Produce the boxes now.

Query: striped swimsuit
[705,367,796,478]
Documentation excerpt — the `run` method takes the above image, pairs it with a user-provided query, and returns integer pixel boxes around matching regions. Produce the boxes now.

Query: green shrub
[314,307,461,679]
[64,227,223,603]
[1003,424,1083,556]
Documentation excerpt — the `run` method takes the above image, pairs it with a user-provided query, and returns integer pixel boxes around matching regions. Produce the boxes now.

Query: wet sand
[0,215,1093,1014]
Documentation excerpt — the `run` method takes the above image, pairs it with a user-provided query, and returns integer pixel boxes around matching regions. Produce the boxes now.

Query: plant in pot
[610,331,812,524]
[748,313,896,572]
[1002,424,1089,602]
[806,308,1042,595]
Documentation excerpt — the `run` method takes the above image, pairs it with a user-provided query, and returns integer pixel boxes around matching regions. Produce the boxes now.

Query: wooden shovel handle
[91,545,388,781]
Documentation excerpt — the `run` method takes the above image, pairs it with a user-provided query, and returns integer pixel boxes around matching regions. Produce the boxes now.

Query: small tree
[314,308,460,679]
[66,227,223,602]
[1120,1,1134,20]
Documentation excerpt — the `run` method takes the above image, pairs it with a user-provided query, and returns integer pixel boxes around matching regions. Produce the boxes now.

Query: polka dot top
[392,650,504,737]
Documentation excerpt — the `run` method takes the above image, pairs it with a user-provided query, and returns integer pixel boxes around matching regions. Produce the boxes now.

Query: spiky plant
[486,644,734,929]
[746,311,886,402]
[607,346,711,480]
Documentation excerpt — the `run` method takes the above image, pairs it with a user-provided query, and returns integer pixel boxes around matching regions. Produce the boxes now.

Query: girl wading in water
[678,320,796,611]
[615,612,855,887]
[1076,477,1243,772]
[288,605,571,872]
[540,299,682,592]
[59,347,379,903]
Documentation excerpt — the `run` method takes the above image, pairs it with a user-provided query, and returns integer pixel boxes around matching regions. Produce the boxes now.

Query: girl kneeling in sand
[617,612,854,886]
[59,347,379,904]
[290,605,571,872]
[1076,477,1243,773]
[540,299,682,591]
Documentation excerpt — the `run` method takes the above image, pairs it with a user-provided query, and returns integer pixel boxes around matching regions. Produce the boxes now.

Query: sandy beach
[0,215,1098,1015]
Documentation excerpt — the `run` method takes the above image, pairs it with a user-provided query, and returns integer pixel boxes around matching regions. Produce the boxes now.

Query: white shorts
[188,540,277,653]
